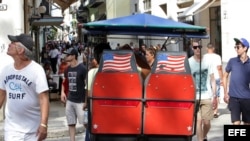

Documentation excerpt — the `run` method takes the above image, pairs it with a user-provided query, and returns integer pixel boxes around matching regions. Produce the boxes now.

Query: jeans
[85,128,90,141]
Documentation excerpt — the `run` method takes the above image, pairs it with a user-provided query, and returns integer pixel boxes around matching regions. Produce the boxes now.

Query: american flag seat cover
[151,51,191,74]
[98,50,138,72]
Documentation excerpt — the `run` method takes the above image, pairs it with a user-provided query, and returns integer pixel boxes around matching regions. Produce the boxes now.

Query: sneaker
[203,138,208,141]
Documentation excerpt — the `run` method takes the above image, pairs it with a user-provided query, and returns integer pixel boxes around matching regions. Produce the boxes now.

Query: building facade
[0,0,25,121]
[0,0,78,121]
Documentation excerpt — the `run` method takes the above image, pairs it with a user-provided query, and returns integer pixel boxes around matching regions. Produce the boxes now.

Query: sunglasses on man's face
[193,46,202,49]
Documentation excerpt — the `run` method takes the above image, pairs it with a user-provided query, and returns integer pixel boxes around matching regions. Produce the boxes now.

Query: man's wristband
[40,123,48,128]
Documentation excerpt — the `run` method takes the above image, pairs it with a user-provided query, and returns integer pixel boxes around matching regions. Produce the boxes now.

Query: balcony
[89,0,104,8]
[177,0,193,4]
[177,0,194,8]
[53,0,77,12]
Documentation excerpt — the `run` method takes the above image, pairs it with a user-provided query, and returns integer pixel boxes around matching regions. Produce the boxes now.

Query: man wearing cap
[0,34,49,140]
[61,47,87,141]
[223,37,250,125]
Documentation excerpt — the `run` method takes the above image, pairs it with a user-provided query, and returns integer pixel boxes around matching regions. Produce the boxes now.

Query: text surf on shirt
[4,74,32,100]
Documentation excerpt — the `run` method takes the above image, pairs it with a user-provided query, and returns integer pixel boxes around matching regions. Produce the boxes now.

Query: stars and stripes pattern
[102,53,132,72]
[155,54,186,73]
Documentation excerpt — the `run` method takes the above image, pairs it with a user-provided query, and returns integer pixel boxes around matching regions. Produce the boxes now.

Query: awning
[32,17,64,26]
[53,0,77,12]
[84,13,208,38]
[178,0,216,18]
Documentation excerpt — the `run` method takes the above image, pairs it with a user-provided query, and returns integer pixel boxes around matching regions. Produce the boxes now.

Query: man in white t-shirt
[48,43,60,74]
[203,43,223,118]
[188,41,217,141]
[0,34,49,141]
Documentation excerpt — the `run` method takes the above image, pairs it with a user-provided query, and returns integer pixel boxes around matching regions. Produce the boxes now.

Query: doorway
[209,6,221,56]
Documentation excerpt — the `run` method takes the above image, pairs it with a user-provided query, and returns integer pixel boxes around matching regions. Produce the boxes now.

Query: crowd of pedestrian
[1,33,250,141]
[188,37,250,141]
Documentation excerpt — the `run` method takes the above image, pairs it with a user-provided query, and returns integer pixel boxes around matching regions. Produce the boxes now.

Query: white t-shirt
[87,68,98,91]
[49,48,60,58]
[202,53,222,79]
[188,56,215,99]
[0,61,49,133]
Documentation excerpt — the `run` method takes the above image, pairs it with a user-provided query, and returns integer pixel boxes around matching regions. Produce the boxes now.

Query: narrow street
[45,103,230,141]
[46,133,85,141]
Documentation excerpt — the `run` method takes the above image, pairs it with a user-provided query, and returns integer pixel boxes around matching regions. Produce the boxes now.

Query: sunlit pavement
[45,103,230,141]
[192,103,230,141]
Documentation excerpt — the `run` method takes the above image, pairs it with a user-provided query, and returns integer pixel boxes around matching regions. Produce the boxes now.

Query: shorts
[228,97,250,123]
[5,131,38,141]
[215,79,220,97]
[65,100,85,125]
[197,99,213,120]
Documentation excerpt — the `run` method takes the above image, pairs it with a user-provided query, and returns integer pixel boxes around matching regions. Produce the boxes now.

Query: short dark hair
[207,43,214,48]
[94,43,111,64]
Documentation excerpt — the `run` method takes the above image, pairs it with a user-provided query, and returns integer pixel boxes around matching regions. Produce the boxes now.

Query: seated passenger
[145,47,157,69]
[119,44,151,80]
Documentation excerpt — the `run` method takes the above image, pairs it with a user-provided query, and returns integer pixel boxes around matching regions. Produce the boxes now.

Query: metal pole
[34,26,40,63]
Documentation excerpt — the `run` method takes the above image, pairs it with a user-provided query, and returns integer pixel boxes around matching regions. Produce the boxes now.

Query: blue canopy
[83,13,208,38]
